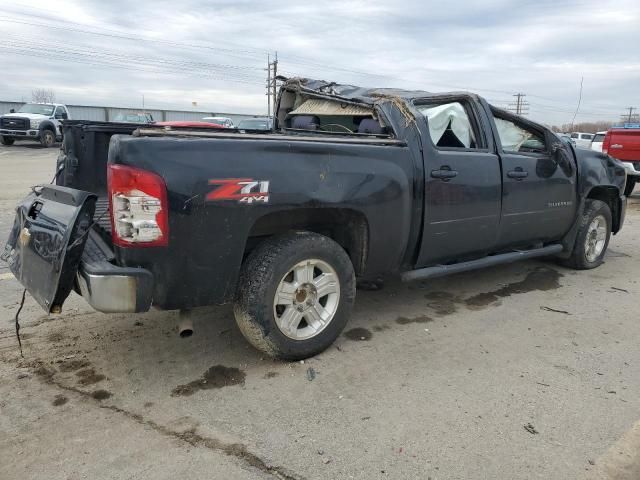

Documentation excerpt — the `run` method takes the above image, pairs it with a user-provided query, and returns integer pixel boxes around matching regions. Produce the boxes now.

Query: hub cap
[584,214,607,263]
[273,259,340,340]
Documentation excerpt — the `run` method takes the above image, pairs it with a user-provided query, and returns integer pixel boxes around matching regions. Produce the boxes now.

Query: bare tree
[32,88,56,103]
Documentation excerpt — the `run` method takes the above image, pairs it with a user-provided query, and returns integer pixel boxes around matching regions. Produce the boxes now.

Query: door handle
[507,168,528,180]
[431,166,458,181]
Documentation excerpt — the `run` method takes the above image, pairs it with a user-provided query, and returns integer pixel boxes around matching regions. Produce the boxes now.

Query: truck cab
[0,103,69,147]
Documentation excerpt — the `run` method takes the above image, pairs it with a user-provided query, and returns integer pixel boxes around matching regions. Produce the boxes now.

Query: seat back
[358,118,384,134]
[290,115,320,130]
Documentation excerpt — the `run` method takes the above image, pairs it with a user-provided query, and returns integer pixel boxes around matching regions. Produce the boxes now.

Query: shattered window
[493,116,546,153]
[417,102,478,149]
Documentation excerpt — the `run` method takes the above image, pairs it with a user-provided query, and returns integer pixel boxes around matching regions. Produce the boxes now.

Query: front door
[415,98,502,266]
[490,111,577,248]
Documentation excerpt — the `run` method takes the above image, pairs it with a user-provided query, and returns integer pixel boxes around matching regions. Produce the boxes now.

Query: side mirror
[61,112,68,120]
[552,143,574,176]
[9,109,15,113]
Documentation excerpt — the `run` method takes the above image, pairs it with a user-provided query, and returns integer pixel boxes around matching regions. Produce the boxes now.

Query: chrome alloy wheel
[273,259,340,340]
[584,214,607,263]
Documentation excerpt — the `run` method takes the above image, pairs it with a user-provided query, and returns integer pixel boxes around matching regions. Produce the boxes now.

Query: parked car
[113,112,154,124]
[3,78,628,360]
[558,133,576,146]
[237,117,273,131]
[590,131,607,152]
[202,116,234,128]
[0,103,69,147]
[603,124,640,195]
[570,132,594,148]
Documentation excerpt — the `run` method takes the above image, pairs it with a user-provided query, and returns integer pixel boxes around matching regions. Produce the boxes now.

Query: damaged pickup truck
[2,78,629,360]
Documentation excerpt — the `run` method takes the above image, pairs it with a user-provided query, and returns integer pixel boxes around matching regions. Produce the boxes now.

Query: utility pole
[625,107,636,123]
[265,52,279,128]
[266,54,271,120]
[507,93,529,116]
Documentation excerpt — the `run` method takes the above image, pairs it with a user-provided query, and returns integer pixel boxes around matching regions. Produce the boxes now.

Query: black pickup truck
[2,78,628,359]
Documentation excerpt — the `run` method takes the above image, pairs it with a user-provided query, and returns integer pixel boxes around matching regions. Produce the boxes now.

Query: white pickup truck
[0,103,70,147]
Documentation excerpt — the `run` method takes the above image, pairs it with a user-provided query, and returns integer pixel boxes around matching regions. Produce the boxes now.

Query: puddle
[52,394,68,407]
[396,315,433,325]
[75,368,106,386]
[344,328,372,341]
[424,291,459,316]
[465,267,562,308]
[172,365,246,397]
[91,389,112,401]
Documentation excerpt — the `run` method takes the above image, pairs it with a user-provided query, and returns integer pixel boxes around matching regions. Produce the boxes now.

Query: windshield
[114,113,151,123]
[18,104,54,116]
[238,119,271,130]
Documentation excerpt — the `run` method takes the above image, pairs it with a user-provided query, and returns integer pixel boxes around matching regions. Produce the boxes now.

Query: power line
[506,93,529,115]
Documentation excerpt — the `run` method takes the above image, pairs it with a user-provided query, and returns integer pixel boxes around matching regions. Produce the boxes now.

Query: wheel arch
[245,208,369,276]
[586,185,622,233]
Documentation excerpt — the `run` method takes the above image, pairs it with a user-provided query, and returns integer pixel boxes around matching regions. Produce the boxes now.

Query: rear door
[415,96,502,266]
[489,110,577,248]
[2,185,96,313]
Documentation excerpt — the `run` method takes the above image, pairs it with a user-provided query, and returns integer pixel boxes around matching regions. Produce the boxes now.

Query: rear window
[593,133,605,142]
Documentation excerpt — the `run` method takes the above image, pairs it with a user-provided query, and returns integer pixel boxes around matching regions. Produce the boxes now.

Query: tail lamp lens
[107,164,169,247]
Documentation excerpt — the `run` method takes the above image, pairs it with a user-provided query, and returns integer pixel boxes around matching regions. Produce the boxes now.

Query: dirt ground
[1,143,639,480]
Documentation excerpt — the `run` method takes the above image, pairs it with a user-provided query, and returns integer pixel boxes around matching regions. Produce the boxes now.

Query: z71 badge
[207,178,270,204]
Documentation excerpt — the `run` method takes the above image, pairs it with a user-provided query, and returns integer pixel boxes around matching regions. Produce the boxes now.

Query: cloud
[0,0,638,124]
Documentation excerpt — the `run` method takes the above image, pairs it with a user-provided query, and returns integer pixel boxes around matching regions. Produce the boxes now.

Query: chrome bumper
[621,161,640,177]
[77,270,143,313]
[76,230,153,313]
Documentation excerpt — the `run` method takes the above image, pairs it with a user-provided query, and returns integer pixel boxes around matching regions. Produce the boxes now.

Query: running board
[401,244,563,282]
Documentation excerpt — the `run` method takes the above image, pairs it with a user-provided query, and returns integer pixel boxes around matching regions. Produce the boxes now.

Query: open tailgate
[1,185,97,313]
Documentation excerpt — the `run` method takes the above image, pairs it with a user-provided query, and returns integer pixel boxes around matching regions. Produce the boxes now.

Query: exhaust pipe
[178,310,193,338]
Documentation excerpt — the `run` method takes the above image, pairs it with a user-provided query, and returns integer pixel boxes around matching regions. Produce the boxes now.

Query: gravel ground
[1,143,639,480]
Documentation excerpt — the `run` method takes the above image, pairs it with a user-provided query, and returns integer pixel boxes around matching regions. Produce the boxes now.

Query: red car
[603,124,640,194]
[154,121,226,129]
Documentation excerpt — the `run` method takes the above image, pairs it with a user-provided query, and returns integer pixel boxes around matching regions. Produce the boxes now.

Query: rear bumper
[0,129,39,137]
[77,231,153,313]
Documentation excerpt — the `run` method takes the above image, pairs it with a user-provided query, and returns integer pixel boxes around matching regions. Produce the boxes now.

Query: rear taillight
[107,164,169,247]
[602,131,611,155]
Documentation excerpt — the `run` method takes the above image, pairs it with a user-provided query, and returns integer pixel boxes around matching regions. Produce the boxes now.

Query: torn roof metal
[282,77,482,105]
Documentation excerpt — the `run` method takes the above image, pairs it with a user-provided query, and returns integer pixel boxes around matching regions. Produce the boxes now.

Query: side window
[493,116,547,153]
[54,107,66,119]
[416,101,481,149]
[570,133,579,139]
[581,134,593,140]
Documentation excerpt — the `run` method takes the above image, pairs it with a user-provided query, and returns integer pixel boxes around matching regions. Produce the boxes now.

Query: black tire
[234,231,356,360]
[0,136,15,146]
[40,129,56,148]
[624,178,636,197]
[562,199,612,270]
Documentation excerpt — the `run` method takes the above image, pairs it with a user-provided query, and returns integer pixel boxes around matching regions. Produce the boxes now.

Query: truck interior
[276,89,390,137]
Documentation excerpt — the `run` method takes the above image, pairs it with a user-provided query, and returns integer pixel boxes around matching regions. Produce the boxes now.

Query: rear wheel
[40,129,56,148]
[0,136,15,146]
[234,231,355,360]
[563,199,612,269]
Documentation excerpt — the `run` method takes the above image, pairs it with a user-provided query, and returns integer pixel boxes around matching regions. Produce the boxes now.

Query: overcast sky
[1,0,638,125]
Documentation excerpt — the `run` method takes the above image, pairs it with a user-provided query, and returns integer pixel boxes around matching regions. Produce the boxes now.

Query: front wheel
[39,129,56,147]
[563,199,612,269]
[234,231,356,360]
[0,136,15,146]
